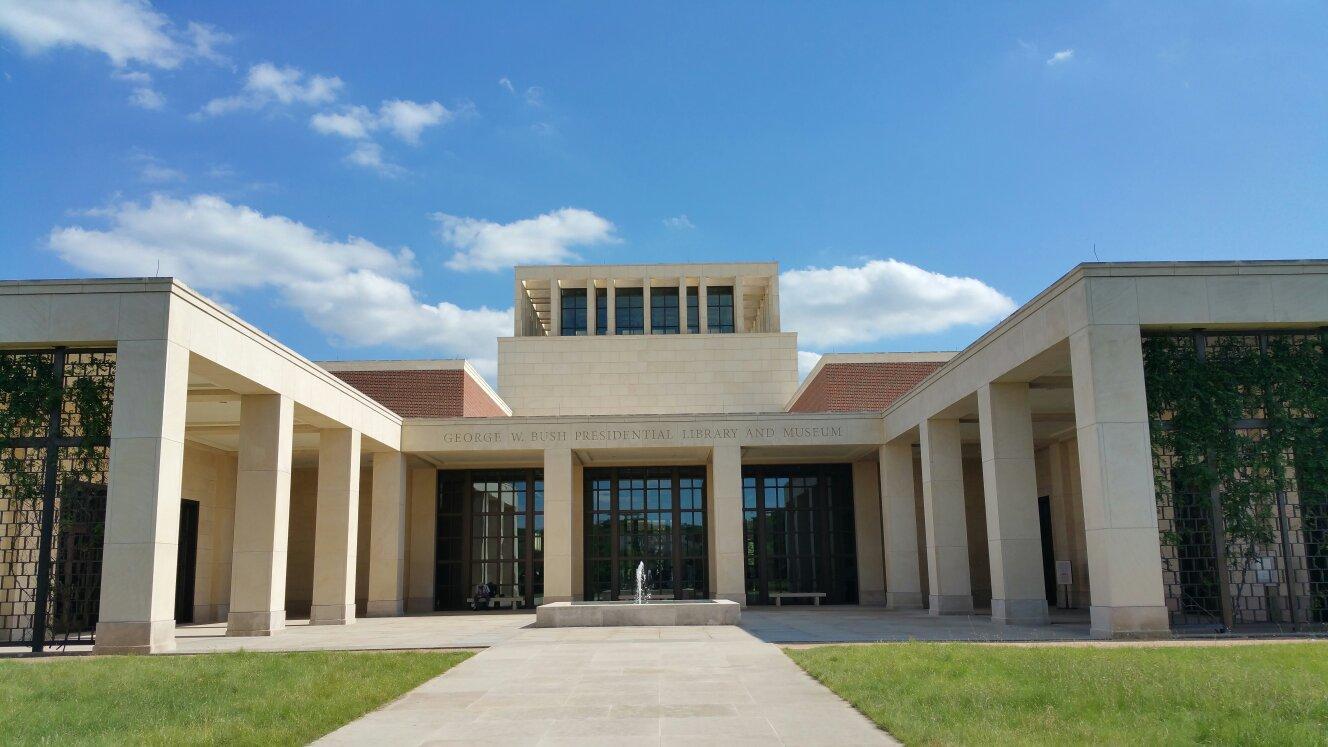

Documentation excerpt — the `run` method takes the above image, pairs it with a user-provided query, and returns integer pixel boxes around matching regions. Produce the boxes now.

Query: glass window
[616,288,644,334]
[651,288,680,334]
[686,287,699,333]
[559,289,587,336]
[435,468,544,610]
[707,286,734,333]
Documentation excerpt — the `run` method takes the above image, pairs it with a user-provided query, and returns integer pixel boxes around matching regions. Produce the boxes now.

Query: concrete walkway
[316,625,896,746]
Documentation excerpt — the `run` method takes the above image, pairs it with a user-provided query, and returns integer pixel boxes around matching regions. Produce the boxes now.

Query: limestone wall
[180,442,237,624]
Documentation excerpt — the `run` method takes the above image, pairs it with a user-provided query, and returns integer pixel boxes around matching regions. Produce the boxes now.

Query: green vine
[1143,332,1328,569]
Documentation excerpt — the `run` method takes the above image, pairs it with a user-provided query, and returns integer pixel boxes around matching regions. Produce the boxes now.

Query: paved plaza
[316,623,897,746]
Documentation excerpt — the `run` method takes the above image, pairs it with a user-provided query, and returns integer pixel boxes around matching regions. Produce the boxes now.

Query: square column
[406,467,438,613]
[310,428,360,625]
[978,383,1049,625]
[94,339,189,654]
[543,447,574,602]
[678,276,689,334]
[920,418,973,614]
[586,284,596,337]
[367,451,407,616]
[642,281,652,335]
[708,445,745,604]
[1071,324,1169,638]
[549,282,561,337]
[733,278,746,333]
[606,282,616,335]
[227,394,294,636]
[698,279,709,333]
[879,441,923,609]
[852,461,886,605]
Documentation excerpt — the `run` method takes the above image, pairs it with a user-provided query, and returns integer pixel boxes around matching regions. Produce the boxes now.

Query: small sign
[1055,560,1073,586]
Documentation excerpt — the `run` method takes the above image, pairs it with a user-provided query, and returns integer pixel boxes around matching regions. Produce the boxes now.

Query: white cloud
[523,86,544,107]
[435,208,619,272]
[199,62,343,116]
[128,85,165,109]
[662,214,695,230]
[797,351,821,381]
[46,194,509,373]
[312,100,453,144]
[1047,49,1074,66]
[345,142,405,177]
[0,0,229,71]
[780,259,1016,348]
[498,76,515,93]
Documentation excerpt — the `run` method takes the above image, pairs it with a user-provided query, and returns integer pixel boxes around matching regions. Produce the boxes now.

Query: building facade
[0,260,1325,653]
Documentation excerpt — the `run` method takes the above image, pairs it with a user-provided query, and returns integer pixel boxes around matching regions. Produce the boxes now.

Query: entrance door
[175,499,199,624]
[1037,496,1056,606]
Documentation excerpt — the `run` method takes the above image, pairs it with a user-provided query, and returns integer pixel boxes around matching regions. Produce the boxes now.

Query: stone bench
[468,596,524,610]
[772,592,826,606]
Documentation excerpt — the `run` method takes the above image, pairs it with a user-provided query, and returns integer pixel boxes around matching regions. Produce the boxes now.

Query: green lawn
[0,650,471,745]
[786,642,1328,746]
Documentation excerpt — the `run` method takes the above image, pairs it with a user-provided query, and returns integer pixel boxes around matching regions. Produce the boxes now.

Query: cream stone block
[1136,275,1210,324]
[0,294,51,342]
[406,467,438,613]
[1270,274,1328,321]
[367,451,408,616]
[1206,275,1274,323]
[709,445,745,604]
[227,394,294,637]
[879,442,922,609]
[919,418,972,614]
[115,292,171,341]
[543,447,574,602]
[852,460,886,605]
[1086,276,1139,325]
[95,338,189,655]
[48,292,121,343]
[310,429,360,625]
[1069,324,1149,426]
[978,383,1048,625]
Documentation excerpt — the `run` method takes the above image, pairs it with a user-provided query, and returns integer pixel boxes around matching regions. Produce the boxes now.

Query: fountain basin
[535,599,740,628]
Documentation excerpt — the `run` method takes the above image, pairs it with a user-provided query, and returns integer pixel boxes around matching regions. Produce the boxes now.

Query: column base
[929,594,974,615]
[1090,605,1172,639]
[309,604,356,625]
[714,592,746,607]
[858,589,887,606]
[93,620,176,655]
[365,600,404,617]
[886,591,924,610]
[992,598,1050,626]
[227,610,286,637]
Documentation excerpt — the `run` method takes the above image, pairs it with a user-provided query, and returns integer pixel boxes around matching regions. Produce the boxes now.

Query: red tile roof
[788,361,944,413]
[330,369,508,418]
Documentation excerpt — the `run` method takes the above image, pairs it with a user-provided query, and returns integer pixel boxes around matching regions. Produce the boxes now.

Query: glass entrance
[584,467,708,601]
[434,469,544,610]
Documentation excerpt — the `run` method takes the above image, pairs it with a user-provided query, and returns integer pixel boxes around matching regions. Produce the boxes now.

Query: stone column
[852,460,886,605]
[1071,324,1169,638]
[920,417,973,614]
[367,451,407,616]
[978,383,1049,625]
[606,282,617,335]
[543,447,574,602]
[549,282,561,337]
[678,275,689,333]
[733,278,746,333]
[227,394,294,636]
[406,467,437,613]
[709,445,746,604]
[698,279,709,333]
[586,284,596,337]
[879,441,923,609]
[310,428,360,625]
[94,339,189,654]
[642,280,652,335]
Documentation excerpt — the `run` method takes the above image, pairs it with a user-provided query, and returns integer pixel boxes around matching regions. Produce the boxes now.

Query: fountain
[534,560,740,628]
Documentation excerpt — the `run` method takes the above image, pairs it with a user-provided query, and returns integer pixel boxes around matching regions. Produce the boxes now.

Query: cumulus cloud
[46,194,509,374]
[345,142,405,177]
[127,84,165,109]
[311,99,453,144]
[662,214,695,230]
[1047,49,1074,66]
[498,77,515,93]
[0,0,229,71]
[435,208,620,272]
[797,351,821,381]
[780,259,1016,348]
[199,62,343,117]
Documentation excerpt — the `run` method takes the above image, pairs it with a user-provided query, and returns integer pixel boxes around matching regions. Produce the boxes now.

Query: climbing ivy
[1143,332,1328,563]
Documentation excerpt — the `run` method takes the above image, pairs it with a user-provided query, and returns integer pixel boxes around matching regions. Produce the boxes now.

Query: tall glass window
[584,467,707,601]
[686,287,700,333]
[560,289,587,336]
[651,289,680,334]
[595,290,609,335]
[707,286,734,333]
[616,288,644,334]
[742,464,857,605]
[435,469,544,610]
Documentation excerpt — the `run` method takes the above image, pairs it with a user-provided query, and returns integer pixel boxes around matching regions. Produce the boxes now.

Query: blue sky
[2,2,1326,381]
